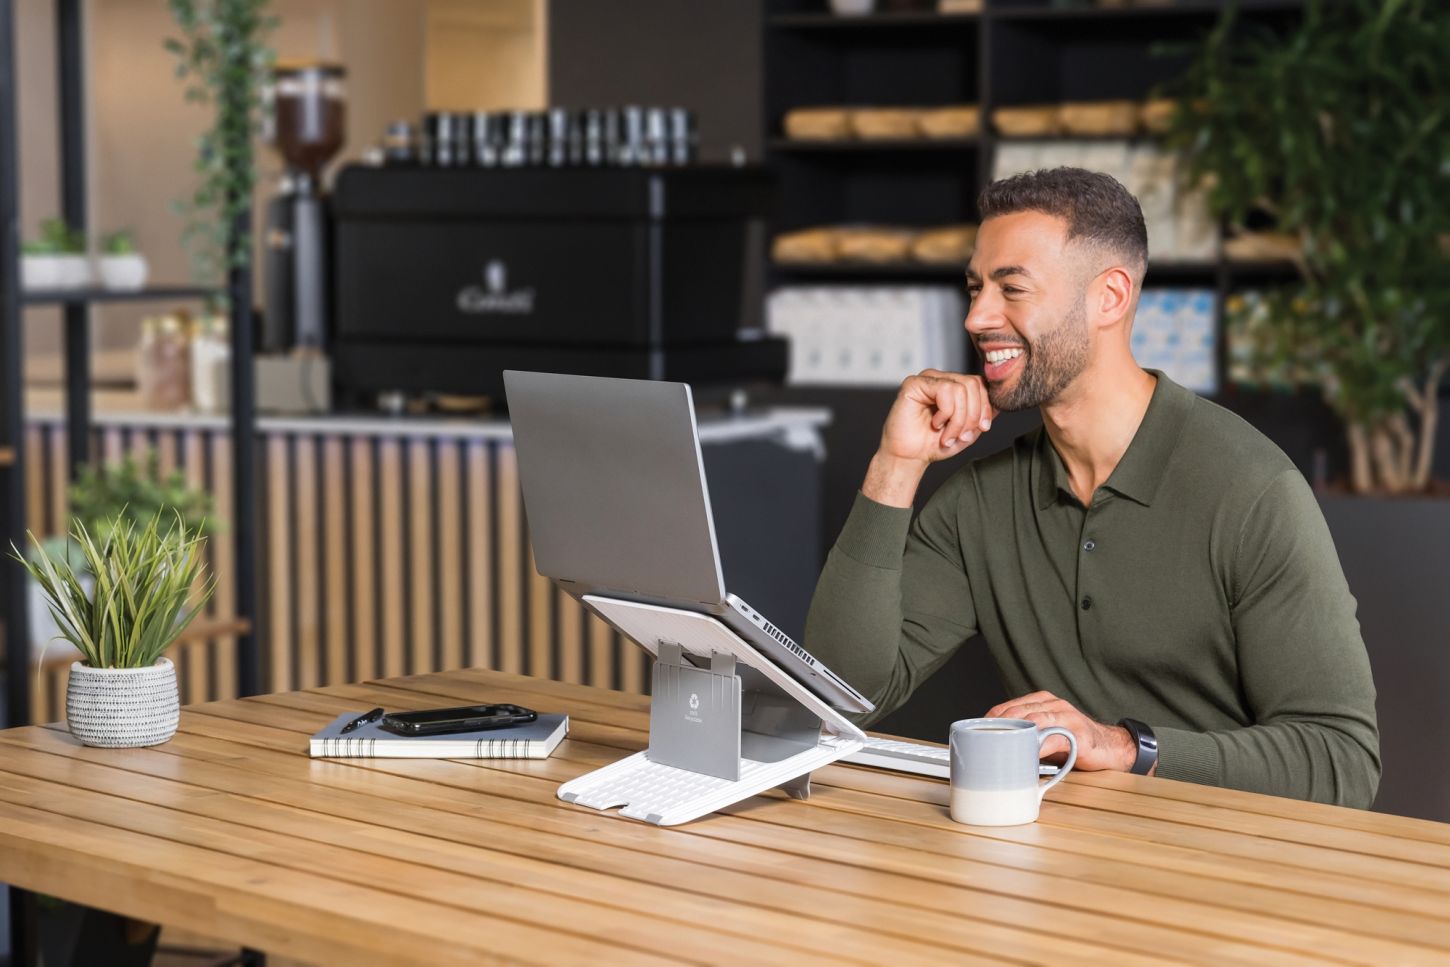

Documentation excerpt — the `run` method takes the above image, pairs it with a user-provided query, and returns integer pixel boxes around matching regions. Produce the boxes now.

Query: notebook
[309,712,569,759]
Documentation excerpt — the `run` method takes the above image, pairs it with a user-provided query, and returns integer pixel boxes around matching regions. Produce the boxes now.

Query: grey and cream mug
[948,717,1077,826]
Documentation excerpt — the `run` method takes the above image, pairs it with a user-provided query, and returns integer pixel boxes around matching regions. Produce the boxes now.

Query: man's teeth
[985,348,1024,364]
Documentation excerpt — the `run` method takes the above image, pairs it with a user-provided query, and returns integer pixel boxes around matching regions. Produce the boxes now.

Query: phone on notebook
[379,704,537,736]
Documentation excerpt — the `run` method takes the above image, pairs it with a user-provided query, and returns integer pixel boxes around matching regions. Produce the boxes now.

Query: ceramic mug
[949,717,1077,826]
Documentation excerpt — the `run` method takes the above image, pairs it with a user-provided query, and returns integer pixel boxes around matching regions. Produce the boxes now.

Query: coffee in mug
[948,717,1077,826]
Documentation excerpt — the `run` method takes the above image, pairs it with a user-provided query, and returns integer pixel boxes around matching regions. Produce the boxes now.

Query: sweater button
[1083,539,1096,552]
[1081,596,1093,611]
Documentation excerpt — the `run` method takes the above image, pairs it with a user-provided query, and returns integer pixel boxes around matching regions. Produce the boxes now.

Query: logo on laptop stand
[686,692,702,724]
[457,258,535,315]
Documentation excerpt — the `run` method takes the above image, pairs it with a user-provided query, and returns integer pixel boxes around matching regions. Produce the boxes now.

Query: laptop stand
[557,596,866,826]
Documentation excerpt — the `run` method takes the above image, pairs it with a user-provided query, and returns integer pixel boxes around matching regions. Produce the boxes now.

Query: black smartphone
[379,703,537,736]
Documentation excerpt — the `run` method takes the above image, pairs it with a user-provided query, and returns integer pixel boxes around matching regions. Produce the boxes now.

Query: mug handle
[1037,726,1078,801]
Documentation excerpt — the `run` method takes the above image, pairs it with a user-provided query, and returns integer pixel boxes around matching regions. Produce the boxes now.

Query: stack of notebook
[309,712,569,759]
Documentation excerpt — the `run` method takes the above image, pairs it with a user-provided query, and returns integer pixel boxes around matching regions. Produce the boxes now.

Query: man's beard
[985,300,1091,412]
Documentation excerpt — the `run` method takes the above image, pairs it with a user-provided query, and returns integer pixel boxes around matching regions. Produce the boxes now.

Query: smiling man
[804,167,1381,807]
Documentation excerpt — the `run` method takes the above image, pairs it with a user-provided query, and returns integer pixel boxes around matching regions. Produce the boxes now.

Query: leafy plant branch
[164,0,278,304]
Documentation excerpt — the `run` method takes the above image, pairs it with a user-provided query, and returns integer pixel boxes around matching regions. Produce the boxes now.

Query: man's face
[965,211,1093,412]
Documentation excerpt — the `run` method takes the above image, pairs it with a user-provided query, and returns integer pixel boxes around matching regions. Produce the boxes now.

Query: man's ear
[1092,265,1137,329]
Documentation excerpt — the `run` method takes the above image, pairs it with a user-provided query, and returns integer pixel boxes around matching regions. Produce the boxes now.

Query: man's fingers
[939,381,972,447]
[988,691,1059,716]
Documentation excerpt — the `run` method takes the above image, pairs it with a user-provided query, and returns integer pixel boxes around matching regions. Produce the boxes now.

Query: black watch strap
[1118,717,1159,776]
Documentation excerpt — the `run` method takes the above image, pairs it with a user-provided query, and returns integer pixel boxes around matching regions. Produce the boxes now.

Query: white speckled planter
[66,658,179,748]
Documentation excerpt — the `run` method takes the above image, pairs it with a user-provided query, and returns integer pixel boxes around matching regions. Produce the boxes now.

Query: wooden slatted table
[1,668,1448,965]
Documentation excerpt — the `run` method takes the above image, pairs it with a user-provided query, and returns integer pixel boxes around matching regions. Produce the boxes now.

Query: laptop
[502,370,874,714]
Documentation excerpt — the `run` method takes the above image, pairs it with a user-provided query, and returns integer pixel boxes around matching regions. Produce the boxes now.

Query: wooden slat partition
[12,419,638,724]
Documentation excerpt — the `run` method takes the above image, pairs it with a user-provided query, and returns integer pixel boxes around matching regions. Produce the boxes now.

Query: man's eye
[966,287,981,298]
[1002,286,1022,295]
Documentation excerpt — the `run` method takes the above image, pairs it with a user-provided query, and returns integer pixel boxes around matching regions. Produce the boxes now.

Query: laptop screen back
[503,370,727,606]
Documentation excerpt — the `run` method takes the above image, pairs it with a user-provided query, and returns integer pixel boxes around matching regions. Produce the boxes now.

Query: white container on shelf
[54,254,91,288]
[98,253,148,291]
[20,255,63,290]
[829,0,875,14]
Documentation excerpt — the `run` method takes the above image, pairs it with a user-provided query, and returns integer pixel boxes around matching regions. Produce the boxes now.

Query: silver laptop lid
[503,370,727,606]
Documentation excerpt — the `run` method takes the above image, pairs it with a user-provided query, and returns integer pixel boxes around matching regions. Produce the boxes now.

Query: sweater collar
[1035,370,1193,510]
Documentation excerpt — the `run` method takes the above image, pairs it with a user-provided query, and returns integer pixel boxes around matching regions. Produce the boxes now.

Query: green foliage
[68,451,217,545]
[101,230,137,256]
[25,217,85,255]
[164,0,278,295]
[12,513,215,669]
[1161,0,1450,429]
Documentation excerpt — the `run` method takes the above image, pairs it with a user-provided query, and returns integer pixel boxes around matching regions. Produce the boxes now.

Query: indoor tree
[1162,0,1450,493]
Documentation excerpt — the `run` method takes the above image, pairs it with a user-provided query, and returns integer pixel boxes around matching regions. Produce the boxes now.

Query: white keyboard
[559,735,863,826]
[844,736,1059,780]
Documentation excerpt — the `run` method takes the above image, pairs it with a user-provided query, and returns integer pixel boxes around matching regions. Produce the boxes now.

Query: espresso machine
[262,63,346,353]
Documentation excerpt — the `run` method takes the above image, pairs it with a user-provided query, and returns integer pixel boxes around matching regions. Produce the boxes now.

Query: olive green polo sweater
[805,372,1381,808]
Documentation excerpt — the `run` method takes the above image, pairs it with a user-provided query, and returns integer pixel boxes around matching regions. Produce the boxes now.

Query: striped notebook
[309,711,569,759]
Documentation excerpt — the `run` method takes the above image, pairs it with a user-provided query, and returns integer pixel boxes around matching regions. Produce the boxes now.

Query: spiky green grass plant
[12,512,215,668]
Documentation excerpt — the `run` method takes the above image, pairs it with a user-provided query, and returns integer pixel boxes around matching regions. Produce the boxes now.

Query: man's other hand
[986,690,1150,774]
[863,370,997,508]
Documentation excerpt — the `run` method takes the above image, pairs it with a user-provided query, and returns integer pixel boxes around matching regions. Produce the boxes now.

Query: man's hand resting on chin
[986,691,1155,775]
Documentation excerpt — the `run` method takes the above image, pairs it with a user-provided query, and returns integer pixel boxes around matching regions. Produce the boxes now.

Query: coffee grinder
[262,63,346,353]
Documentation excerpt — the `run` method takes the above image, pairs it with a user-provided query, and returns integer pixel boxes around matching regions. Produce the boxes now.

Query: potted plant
[97,229,149,290]
[26,451,216,667]
[19,235,61,290]
[20,218,88,290]
[13,511,214,747]
[1161,0,1449,494]
[1160,0,1450,822]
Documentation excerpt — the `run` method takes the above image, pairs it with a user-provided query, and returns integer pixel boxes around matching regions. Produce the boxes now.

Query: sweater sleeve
[1154,469,1381,808]
[804,484,979,726]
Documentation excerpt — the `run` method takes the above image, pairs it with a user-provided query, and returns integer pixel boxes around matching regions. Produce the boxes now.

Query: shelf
[21,285,220,307]
[771,260,1297,284]
[772,261,966,281]
[990,1,1302,23]
[769,11,980,28]
[993,132,1162,143]
[770,137,980,152]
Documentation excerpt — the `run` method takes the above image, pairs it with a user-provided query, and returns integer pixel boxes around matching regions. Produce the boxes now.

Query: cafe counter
[15,396,830,724]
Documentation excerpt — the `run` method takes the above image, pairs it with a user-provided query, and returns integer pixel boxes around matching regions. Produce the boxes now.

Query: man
[804,167,1380,808]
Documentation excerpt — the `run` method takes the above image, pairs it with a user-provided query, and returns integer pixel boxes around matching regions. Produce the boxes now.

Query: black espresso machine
[327,164,786,405]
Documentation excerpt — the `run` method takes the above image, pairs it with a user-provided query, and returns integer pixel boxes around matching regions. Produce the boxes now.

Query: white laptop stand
[557,596,866,826]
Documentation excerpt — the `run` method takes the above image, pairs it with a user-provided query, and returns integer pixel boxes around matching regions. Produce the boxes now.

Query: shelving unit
[756,0,1342,547]
[0,0,262,732]
[21,284,219,306]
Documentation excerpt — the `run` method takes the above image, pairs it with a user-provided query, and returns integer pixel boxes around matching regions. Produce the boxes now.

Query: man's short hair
[978,167,1148,275]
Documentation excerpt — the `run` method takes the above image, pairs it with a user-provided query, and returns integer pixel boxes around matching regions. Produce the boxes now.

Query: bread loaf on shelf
[917,105,981,139]
[992,105,1061,137]
[1138,98,1179,134]
[850,108,920,140]
[836,226,916,263]
[772,227,842,263]
[1058,100,1140,136]
[1223,231,1302,262]
[911,224,978,264]
[783,108,852,140]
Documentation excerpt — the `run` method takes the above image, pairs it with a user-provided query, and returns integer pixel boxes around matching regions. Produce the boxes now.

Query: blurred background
[1,0,1445,838]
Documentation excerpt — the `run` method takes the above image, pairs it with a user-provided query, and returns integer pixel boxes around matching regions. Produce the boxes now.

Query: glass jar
[190,313,230,412]
[137,314,191,410]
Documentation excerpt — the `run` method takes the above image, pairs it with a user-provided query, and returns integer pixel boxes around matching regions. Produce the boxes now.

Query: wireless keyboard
[844,736,1059,780]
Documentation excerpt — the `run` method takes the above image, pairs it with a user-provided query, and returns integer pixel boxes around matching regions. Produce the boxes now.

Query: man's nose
[965,291,1004,336]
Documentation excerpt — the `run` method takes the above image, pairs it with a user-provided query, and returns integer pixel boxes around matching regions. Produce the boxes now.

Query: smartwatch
[1117,717,1159,776]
